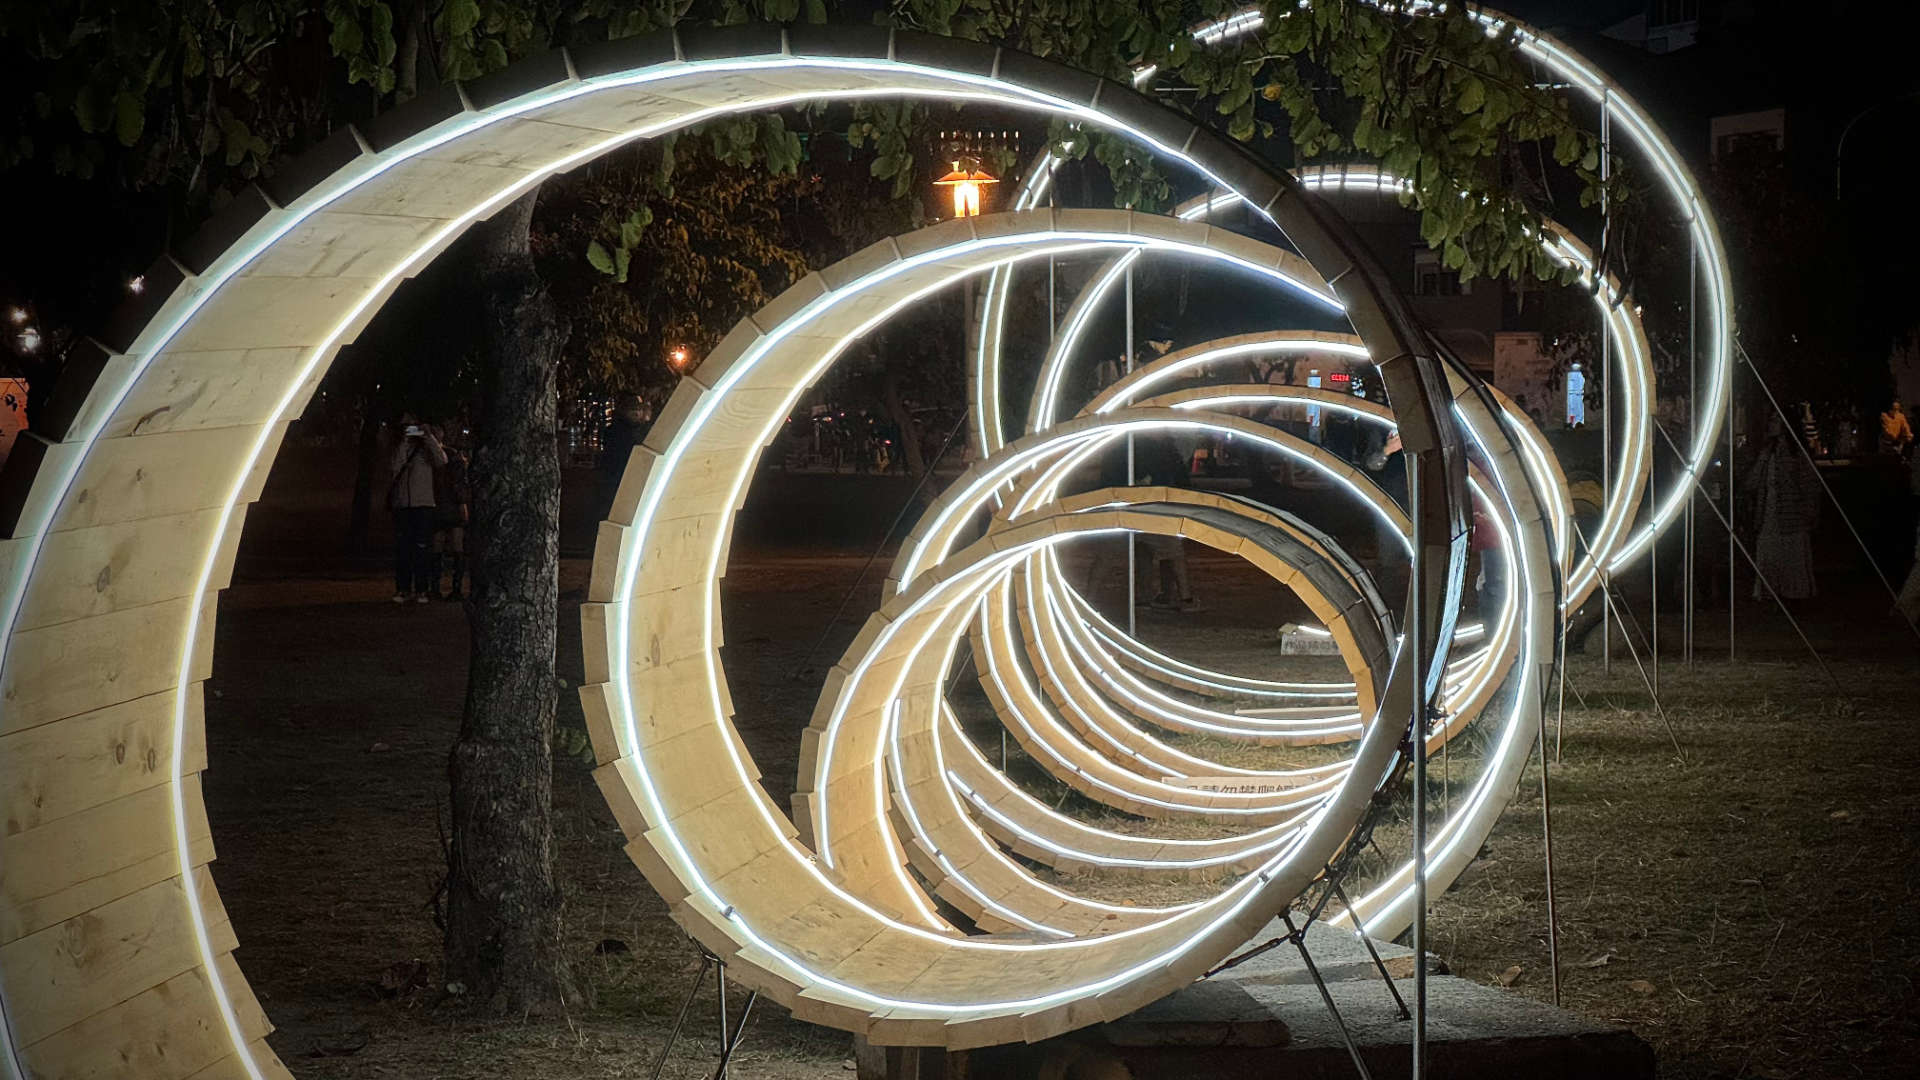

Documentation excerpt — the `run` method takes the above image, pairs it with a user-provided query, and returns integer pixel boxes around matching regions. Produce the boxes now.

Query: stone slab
[858,915,1654,1080]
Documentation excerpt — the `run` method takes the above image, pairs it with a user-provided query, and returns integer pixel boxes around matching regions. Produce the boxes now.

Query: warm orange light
[670,345,689,368]
[933,163,999,219]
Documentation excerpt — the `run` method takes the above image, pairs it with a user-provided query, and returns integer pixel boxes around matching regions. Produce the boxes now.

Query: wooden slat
[1,593,215,736]
[0,865,234,1045]
[10,508,232,632]
[92,348,311,440]
[1,773,214,944]
[0,685,205,836]
[21,950,271,1080]
[180,1039,295,1080]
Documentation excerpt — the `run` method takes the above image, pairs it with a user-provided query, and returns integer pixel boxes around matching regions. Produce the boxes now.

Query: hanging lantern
[933,162,999,219]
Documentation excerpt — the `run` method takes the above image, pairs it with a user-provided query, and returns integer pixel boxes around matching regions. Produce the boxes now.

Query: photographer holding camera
[387,413,448,603]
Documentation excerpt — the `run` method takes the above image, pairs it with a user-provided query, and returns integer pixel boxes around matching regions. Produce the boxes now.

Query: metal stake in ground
[1573,520,1683,758]
[1408,450,1429,1080]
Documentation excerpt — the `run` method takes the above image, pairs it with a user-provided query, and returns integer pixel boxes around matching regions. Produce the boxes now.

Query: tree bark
[444,188,583,1015]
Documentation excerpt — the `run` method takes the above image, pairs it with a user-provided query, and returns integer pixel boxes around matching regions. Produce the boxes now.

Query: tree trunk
[395,0,425,102]
[444,188,583,1015]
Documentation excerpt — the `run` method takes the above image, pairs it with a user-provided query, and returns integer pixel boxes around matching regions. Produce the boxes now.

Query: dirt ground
[202,449,1920,1079]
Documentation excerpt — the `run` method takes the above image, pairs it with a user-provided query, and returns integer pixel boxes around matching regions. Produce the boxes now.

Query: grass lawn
[203,458,1918,1078]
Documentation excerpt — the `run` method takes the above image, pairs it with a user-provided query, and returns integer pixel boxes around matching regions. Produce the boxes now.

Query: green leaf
[1457,75,1485,115]
[373,2,398,65]
[586,240,615,276]
[440,0,481,38]
[328,15,364,59]
[73,81,112,134]
[112,89,144,146]
[613,245,631,284]
[804,0,828,24]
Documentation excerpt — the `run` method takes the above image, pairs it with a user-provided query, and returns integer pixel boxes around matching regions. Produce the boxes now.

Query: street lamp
[669,345,689,369]
[933,162,999,219]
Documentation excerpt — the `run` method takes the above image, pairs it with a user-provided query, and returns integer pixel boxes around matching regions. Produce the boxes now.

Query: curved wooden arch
[0,25,1464,1072]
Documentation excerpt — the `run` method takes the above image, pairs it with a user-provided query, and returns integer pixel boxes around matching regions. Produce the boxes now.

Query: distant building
[1710,107,1786,161]
[1602,0,1701,54]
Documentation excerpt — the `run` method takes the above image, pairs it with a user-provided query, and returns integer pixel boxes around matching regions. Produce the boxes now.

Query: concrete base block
[855,919,1654,1080]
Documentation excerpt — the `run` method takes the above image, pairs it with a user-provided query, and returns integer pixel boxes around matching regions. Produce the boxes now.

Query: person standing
[597,394,652,522]
[433,428,472,600]
[1746,429,1821,603]
[1470,496,1504,617]
[1135,429,1203,612]
[388,416,447,603]
[1880,398,1913,456]
[1366,430,1410,605]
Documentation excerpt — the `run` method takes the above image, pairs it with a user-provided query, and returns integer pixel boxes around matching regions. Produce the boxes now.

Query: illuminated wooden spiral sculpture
[0,11,1725,1076]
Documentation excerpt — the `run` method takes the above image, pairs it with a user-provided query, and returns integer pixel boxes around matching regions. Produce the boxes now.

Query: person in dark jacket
[597,394,652,522]
[432,427,471,600]
[388,414,447,603]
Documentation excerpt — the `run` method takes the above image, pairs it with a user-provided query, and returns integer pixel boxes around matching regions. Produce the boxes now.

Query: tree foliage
[540,138,825,397]
[891,0,1614,285]
[5,0,1623,400]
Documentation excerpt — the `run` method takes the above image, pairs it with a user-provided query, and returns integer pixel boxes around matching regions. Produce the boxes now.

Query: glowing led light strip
[948,164,1559,937]
[1016,355,1498,732]
[0,46,1452,1071]
[971,0,1727,771]
[870,527,1335,934]
[1123,0,1731,578]
[981,409,1398,733]
[809,515,1353,940]
[980,222,1528,717]
[1139,174,1650,612]
[983,374,1542,936]
[937,705,1307,871]
[877,414,1398,814]
[876,367,1530,927]
[603,192,1436,1033]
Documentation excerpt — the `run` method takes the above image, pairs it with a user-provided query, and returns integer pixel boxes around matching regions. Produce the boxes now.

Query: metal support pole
[1685,246,1697,667]
[1125,261,1137,638]
[1407,453,1428,1080]
[1331,880,1412,1020]
[712,990,758,1080]
[649,953,715,1080]
[1728,337,1737,662]
[1576,521,1683,757]
[1538,687,1562,1006]
[1600,91,1614,677]
[1283,912,1377,1080]
[1650,445,1660,692]
[714,955,728,1077]
[1554,613,1568,763]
